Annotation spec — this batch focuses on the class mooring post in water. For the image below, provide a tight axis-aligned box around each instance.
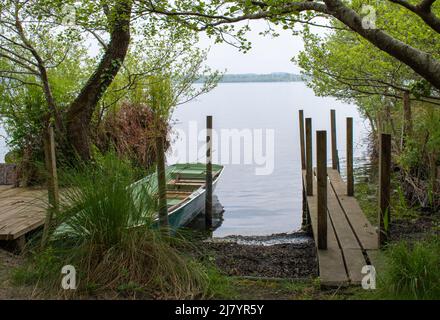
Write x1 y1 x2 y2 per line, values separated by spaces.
156 135 169 231
305 118 313 196
302 187 308 228
378 133 391 247
317 130 328 250
330 109 339 171
299 110 306 170
205 115 213 230
347 117 354 196
41 124 59 248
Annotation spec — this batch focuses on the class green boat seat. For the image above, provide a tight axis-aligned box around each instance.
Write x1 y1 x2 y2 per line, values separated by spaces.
166 198 183 207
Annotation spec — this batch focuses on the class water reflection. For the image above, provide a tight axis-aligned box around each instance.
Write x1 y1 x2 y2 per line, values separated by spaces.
185 195 225 231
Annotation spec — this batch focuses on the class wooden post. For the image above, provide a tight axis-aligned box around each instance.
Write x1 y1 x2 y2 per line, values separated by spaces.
302 187 308 228
0 164 17 185
41 124 59 248
305 118 313 196
156 135 169 231
15 235 26 253
330 109 339 171
317 130 327 250
205 115 213 229
347 118 354 196
299 110 306 170
378 133 391 247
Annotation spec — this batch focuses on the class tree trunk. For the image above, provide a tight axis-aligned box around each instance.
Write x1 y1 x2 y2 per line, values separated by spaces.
365 110 377 135
401 91 412 150
41 125 59 248
434 166 440 197
65 0 132 160
385 100 397 137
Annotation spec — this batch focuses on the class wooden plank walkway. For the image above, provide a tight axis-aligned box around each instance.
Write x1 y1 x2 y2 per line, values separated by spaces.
303 168 378 287
0 186 46 241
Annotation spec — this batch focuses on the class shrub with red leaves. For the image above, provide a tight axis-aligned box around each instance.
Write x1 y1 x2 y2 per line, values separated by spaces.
95 102 170 169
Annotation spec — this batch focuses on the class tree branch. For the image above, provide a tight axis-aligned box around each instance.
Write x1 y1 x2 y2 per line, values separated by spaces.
13 1 63 131
309 68 440 106
321 0 440 90
389 0 440 34
419 0 437 12
0 52 39 74
143 0 440 89
0 74 42 88
142 1 330 31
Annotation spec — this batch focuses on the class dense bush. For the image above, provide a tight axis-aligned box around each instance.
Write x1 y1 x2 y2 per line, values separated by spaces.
1 87 46 185
397 107 440 211
95 102 169 169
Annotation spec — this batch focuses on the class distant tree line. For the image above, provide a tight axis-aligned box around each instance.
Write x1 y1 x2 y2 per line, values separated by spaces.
196 73 303 83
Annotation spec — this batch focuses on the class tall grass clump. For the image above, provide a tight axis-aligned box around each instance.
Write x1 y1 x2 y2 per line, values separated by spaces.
377 236 440 299
15 152 211 299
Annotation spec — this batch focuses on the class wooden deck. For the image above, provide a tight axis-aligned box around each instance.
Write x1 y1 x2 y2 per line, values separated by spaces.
0 186 46 241
303 168 379 287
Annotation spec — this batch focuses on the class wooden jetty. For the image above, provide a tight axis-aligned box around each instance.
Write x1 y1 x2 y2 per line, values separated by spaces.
0 185 46 245
302 168 378 286
300 110 382 287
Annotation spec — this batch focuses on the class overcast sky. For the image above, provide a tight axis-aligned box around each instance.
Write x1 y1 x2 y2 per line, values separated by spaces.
88 20 318 75
198 21 305 74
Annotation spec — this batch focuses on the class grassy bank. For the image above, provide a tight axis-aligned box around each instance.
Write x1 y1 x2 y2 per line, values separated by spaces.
3 236 440 300
353 170 440 299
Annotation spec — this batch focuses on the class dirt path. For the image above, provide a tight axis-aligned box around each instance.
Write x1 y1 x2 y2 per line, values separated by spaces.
0 249 19 299
0 249 35 299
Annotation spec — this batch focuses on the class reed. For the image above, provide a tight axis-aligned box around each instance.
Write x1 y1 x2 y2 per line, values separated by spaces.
377 236 440 300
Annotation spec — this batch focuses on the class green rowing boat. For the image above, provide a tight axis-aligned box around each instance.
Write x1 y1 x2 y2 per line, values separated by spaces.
133 163 224 229
54 163 224 238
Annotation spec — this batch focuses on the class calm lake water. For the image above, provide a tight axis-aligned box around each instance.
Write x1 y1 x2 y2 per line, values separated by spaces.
0 82 371 237
169 82 370 237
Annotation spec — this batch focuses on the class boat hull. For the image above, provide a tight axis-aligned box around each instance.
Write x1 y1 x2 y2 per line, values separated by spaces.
167 172 221 229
